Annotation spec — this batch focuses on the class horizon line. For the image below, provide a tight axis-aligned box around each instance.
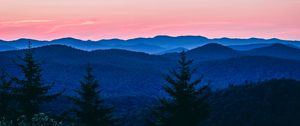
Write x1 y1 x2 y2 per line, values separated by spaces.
0 35 299 42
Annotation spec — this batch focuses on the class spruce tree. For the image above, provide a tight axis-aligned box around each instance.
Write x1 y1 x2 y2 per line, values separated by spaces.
70 65 115 126
13 42 62 118
148 51 210 126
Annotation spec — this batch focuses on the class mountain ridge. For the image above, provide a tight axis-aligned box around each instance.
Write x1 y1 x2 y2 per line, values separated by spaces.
1 35 300 53
1 45 300 96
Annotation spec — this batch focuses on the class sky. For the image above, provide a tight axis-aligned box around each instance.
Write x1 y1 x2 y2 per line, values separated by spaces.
0 0 299 40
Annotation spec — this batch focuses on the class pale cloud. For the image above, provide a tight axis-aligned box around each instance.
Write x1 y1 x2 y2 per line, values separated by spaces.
0 20 55 24
81 21 96 25
47 21 98 33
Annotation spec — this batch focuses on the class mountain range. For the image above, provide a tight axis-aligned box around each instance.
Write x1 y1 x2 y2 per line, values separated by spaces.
1 35 300 54
2 36 300 125
1 43 300 97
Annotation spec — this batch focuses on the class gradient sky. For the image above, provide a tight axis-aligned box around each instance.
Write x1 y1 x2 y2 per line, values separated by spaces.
0 0 299 40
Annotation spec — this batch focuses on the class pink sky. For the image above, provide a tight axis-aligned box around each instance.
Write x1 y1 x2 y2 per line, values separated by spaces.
0 0 299 40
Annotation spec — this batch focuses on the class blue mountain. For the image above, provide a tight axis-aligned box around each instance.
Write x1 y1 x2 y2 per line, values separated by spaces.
2 40 300 126
163 43 240 61
229 43 272 50
0 45 17 51
1 43 300 96
157 47 188 54
1 35 299 54
245 43 300 60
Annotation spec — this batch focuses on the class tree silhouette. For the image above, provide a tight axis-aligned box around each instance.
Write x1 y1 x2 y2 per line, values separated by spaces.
70 65 115 126
13 41 62 119
148 51 210 126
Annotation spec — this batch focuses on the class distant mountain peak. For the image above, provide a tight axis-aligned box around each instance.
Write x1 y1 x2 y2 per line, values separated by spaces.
186 43 238 60
194 43 234 51
32 44 87 53
270 43 289 47
152 35 207 39
203 43 226 47
153 35 171 38
15 38 35 41
269 38 281 41
249 43 297 51
157 47 188 54
262 43 300 51
52 37 83 42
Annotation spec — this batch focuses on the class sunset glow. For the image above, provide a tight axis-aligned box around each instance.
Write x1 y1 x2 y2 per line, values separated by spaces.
0 0 299 40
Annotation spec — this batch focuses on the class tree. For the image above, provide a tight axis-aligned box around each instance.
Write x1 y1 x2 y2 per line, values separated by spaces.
148 51 210 126
70 65 115 126
0 70 15 119
13 42 62 119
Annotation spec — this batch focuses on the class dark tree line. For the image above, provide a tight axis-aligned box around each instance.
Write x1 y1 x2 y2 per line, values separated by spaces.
0 42 211 126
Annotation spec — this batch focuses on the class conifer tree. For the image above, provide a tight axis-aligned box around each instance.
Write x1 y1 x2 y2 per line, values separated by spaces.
70 65 115 126
148 51 210 126
13 41 62 118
